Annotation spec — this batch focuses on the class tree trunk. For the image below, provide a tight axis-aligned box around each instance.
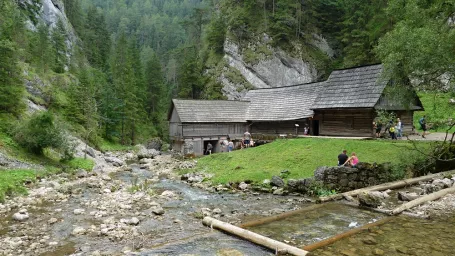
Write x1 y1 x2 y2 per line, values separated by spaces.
391 186 455 215
203 217 309 256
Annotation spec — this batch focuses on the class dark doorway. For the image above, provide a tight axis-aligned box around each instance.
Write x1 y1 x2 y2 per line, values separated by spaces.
203 140 217 155
312 120 320 136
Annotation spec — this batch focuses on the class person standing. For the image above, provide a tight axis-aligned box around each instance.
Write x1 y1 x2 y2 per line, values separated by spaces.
244 130 251 148
397 118 402 139
338 150 349 166
419 115 427 138
228 140 234 152
389 124 397 140
206 142 213 155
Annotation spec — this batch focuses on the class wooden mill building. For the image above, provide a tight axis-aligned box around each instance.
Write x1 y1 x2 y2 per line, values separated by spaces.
169 64 423 155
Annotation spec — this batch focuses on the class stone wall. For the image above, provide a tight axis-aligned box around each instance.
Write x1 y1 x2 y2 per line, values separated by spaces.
313 162 393 192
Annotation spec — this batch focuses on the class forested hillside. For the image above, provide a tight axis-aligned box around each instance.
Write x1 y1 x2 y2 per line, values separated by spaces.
1 0 454 154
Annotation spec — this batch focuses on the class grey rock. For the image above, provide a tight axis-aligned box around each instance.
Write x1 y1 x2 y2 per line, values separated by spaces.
72 227 86 235
271 176 285 187
83 147 96 158
358 191 385 208
273 188 284 195
397 191 420 201
146 138 163 151
73 209 85 215
48 218 58 224
152 207 165 215
76 169 88 178
137 146 160 159
238 182 248 190
13 211 29 221
104 156 124 166
212 208 222 214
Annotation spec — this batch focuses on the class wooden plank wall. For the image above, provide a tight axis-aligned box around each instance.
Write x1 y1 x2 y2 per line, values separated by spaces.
182 123 246 138
251 120 310 136
396 111 415 134
318 109 374 137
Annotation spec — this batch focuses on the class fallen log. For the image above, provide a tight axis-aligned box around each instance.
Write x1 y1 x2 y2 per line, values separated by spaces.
239 204 324 228
319 170 455 202
391 186 455 215
302 217 394 251
202 217 309 256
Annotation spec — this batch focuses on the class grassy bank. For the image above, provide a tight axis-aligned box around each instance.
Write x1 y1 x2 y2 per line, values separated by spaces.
194 138 430 184
415 92 455 132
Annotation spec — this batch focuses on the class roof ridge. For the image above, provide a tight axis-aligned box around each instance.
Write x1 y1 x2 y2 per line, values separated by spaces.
247 81 325 92
332 63 382 72
173 99 251 103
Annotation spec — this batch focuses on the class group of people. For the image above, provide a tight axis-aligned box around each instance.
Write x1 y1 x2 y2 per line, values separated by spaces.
373 117 403 140
337 149 359 167
205 130 253 155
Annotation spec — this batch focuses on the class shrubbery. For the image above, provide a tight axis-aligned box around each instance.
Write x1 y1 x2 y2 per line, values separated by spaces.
13 112 74 158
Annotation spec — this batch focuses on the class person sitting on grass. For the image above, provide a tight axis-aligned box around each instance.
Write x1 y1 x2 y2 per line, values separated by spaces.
338 149 348 166
345 152 359 167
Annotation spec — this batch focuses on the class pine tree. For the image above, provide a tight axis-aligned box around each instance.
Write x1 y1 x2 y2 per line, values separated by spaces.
51 18 68 73
0 0 25 116
83 6 111 71
145 52 166 120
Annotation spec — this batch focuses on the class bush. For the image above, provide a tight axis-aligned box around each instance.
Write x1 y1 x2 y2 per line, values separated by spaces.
13 112 73 157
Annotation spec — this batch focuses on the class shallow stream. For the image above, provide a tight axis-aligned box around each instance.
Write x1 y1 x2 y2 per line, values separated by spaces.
1 162 454 255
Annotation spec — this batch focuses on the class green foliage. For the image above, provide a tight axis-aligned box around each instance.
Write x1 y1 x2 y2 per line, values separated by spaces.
414 92 455 132
62 157 95 171
13 112 73 156
98 139 136 152
376 0 455 88
0 169 36 203
0 0 26 116
51 18 68 73
195 138 431 184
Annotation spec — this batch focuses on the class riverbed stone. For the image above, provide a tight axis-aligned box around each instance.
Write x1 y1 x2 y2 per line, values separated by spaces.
273 188 284 195
12 210 29 221
372 248 385 255
398 191 420 201
358 191 385 208
73 209 85 215
76 169 88 178
271 176 284 187
48 218 58 224
238 182 248 190
105 156 124 166
217 248 244 256
72 227 86 235
362 236 377 245
152 206 165 215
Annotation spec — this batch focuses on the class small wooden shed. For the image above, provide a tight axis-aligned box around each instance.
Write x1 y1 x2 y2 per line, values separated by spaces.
169 99 249 155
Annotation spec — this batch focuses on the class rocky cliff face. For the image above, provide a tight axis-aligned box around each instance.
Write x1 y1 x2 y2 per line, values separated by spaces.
20 0 77 57
220 34 333 100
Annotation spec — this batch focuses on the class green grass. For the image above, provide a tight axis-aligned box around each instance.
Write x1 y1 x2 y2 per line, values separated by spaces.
63 157 95 171
194 138 430 184
414 92 455 132
0 169 36 202
99 139 136 152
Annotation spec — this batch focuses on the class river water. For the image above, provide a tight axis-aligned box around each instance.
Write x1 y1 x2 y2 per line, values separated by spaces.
1 162 454 255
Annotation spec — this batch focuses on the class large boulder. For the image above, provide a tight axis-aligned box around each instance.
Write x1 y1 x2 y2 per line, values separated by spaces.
287 178 315 193
137 145 160 159
104 156 124 167
271 176 285 187
358 191 386 208
397 191 420 201
146 138 163 151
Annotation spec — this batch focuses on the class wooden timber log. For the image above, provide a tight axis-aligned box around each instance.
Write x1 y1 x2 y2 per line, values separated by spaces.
319 170 455 202
202 217 309 256
302 217 394 251
391 186 455 215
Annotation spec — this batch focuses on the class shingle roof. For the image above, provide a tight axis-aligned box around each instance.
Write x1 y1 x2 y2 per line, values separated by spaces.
172 99 250 123
312 64 387 109
243 82 325 121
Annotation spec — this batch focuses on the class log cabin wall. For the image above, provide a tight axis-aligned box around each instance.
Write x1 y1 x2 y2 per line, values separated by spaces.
182 123 246 138
318 109 375 137
250 120 310 136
